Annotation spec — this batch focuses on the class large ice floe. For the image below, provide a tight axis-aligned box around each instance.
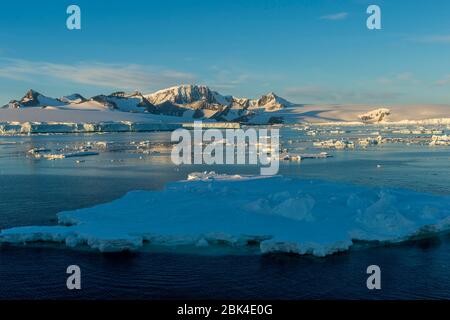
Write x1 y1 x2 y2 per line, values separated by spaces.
1 173 450 257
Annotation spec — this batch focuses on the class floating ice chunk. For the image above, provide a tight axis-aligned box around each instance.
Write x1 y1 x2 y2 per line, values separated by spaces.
42 151 99 160
28 147 51 154
1 175 449 257
280 152 331 161
430 135 450 146
313 139 355 149
187 171 247 181
358 136 385 147
196 238 209 247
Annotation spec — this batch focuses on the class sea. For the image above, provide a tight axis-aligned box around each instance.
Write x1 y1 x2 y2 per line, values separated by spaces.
0 126 449 299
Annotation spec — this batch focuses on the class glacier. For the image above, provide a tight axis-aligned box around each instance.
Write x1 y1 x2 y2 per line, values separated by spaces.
0 121 181 134
1 173 449 257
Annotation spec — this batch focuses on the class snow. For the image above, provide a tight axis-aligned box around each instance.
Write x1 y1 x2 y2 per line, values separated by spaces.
145 85 232 106
181 122 240 129
5 90 66 108
358 108 391 123
313 139 355 149
52 100 111 111
252 92 293 111
143 85 293 120
0 107 184 123
1 173 449 257
358 136 384 147
59 94 86 104
187 171 252 181
280 152 331 161
2 88 449 125
0 120 182 134
41 151 99 160
248 104 450 125
430 135 450 146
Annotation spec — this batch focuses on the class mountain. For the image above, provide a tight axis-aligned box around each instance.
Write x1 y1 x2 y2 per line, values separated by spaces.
91 91 157 113
3 89 66 109
253 92 294 110
145 85 293 112
60 94 87 104
145 84 232 106
1 85 294 123
144 85 294 121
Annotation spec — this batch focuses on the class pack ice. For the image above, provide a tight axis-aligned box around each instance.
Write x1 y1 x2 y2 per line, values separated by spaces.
1 173 449 257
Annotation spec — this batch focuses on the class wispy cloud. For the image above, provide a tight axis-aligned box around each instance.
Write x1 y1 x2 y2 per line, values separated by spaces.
320 12 349 21
285 85 401 103
285 86 334 101
204 65 276 95
410 35 450 44
436 75 450 86
0 58 196 91
376 72 418 85
206 68 251 90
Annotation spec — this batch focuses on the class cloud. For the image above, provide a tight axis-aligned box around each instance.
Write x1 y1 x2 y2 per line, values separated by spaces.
436 75 450 86
206 69 251 90
411 35 450 44
203 65 275 94
376 72 418 85
320 12 349 21
0 58 196 91
285 86 336 101
285 85 401 103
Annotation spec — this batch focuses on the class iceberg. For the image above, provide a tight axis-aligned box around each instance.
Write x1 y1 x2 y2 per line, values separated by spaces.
1 173 449 257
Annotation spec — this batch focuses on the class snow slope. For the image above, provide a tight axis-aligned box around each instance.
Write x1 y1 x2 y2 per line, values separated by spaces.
1 174 449 256
249 104 450 124
60 94 87 104
0 108 184 123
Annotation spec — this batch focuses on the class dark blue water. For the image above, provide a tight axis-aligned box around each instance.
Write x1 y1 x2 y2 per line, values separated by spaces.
1 132 450 299
1 236 449 299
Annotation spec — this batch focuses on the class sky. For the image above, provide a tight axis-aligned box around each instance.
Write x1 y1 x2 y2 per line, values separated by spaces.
0 0 450 105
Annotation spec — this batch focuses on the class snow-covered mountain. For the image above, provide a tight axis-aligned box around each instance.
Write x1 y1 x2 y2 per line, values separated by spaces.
1 85 294 123
143 85 293 122
60 94 87 104
3 89 67 109
145 85 292 111
145 84 232 106
253 92 294 110
91 91 157 113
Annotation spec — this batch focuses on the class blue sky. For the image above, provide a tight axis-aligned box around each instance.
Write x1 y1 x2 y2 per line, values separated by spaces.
0 0 450 104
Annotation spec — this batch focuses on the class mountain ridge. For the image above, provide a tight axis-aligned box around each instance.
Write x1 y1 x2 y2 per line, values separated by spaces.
2 85 294 123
